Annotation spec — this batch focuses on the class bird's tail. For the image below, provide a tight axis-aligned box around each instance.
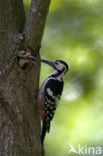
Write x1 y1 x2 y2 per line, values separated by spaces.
41 122 46 145
41 120 50 145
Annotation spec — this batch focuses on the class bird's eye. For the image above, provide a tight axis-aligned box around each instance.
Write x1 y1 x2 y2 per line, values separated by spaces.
55 61 58 65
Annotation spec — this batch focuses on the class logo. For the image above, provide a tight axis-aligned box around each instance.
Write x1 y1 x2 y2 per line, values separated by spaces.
69 144 102 155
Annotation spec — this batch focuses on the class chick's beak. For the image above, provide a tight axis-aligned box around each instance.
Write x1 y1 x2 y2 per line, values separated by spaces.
25 55 36 63
41 59 55 68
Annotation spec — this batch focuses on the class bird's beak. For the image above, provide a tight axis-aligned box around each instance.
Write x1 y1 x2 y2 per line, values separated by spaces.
41 59 55 68
25 55 36 64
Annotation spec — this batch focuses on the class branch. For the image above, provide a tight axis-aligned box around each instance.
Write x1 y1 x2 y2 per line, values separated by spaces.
23 0 51 52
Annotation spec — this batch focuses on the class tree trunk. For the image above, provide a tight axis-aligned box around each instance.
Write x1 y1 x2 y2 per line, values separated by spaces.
0 0 51 155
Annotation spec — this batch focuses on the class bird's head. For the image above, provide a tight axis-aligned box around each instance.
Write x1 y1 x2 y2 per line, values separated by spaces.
41 59 69 75
18 46 35 62
17 46 36 69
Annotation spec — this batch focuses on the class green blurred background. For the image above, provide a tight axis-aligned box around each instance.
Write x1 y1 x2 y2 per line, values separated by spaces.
24 0 103 155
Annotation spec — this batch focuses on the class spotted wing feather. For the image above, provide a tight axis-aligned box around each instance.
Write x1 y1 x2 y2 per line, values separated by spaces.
41 78 64 144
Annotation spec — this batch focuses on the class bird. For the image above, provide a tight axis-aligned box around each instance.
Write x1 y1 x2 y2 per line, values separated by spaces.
37 59 69 145
17 46 35 70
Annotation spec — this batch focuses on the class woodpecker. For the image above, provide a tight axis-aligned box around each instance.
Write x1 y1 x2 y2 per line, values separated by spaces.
17 46 35 69
37 59 69 144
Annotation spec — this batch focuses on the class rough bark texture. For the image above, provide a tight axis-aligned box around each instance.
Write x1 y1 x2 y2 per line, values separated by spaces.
0 0 51 155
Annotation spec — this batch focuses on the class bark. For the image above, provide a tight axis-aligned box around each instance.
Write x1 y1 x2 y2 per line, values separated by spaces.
0 0 51 156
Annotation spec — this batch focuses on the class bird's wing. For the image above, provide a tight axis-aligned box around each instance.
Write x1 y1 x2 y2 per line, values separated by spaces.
43 79 64 127
41 78 64 144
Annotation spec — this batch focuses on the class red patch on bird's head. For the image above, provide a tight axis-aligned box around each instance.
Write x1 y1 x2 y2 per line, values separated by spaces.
21 46 33 54
22 46 33 55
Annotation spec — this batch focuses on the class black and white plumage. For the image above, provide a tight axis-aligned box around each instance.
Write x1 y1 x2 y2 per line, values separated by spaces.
37 59 69 145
